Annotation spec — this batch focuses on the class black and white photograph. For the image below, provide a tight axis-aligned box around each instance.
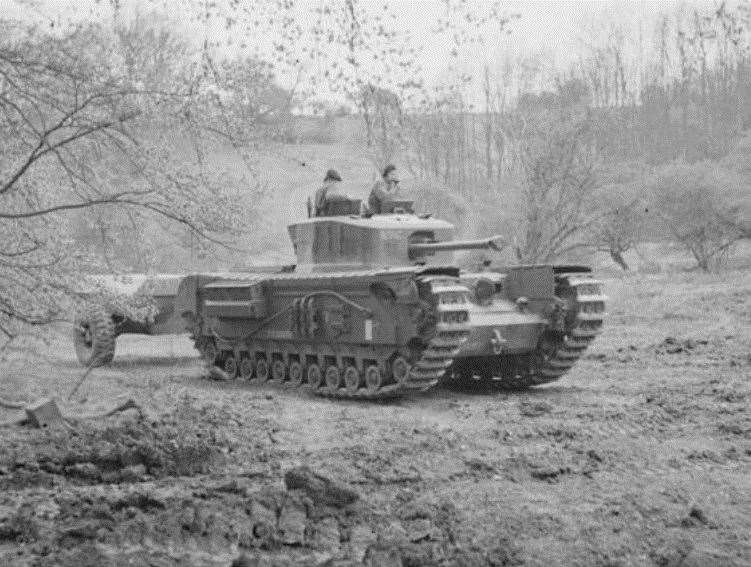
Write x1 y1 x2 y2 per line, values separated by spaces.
0 0 749 565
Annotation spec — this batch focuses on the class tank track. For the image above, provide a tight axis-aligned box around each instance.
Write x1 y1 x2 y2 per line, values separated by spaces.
197 277 472 400
527 274 606 386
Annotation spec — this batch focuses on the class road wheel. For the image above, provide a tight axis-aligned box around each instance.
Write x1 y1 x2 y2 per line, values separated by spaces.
365 365 384 393
223 354 238 379
272 360 287 382
344 365 361 394
239 356 254 380
391 356 410 385
325 365 342 391
289 360 304 386
255 358 269 382
73 307 116 367
307 364 323 389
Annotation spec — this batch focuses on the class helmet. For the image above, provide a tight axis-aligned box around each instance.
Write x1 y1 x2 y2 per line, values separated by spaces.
382 164 397 178
324 169 342 182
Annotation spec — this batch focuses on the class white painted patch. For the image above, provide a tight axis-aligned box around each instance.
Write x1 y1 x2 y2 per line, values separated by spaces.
365 319 373 341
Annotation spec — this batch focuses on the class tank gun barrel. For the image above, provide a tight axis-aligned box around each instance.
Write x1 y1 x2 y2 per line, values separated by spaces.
408 235 506 254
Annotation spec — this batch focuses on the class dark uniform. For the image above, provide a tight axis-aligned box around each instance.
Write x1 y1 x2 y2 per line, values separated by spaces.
367 180 401 214
314 169 343 217
368 164 400 214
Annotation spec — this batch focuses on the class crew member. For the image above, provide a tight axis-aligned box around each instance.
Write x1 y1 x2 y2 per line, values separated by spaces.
313 169 343 217
367 164 401 214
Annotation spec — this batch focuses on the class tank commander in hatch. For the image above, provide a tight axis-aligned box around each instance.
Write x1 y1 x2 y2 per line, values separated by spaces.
312 169 343 217
367 164 401 214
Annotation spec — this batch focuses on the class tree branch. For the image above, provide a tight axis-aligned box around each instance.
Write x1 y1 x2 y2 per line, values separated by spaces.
0 190 152 219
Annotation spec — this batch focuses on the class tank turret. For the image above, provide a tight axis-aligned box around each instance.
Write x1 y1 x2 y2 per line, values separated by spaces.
289 198 504 270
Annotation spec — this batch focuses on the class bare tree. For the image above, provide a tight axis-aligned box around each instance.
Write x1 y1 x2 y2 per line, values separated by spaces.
0 21 255 339
359 83 404 167
649 162 746 271
588 198 645 270
507 110 600 263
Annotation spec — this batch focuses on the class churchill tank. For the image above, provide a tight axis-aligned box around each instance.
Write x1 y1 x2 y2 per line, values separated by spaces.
176 197 606 399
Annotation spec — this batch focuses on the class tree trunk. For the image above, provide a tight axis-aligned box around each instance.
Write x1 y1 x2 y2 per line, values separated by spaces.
609 248 629 271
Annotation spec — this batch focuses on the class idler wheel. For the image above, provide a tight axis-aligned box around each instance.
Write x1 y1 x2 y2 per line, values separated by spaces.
289 360 304 386
365 365 384 393
223 354 238 378
255 358 269 382
325 365 342 391
272 360 287 382
344 365 362 393
391 356 411 385
239 356 254 380
307 363 323 389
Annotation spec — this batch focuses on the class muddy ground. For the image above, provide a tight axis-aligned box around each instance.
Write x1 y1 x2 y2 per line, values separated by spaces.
0 267 749 566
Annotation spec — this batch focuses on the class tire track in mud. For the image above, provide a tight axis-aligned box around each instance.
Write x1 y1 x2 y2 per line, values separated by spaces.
419 384 751 487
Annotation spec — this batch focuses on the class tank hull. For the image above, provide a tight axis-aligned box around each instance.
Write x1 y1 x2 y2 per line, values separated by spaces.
177 265 604 398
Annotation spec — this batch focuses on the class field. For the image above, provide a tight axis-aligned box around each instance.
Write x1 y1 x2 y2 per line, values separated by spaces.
0 254 749 566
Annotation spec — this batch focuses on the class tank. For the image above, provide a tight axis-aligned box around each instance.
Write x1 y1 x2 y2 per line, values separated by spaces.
176 197 606 399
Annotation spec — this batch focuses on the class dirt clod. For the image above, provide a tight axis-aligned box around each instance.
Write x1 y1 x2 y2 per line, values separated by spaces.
114 491 165 512
25 398 66 429
64 462 101 481
364 545 404 567
518 400 552 417
0 505 39 543
284 466 358 508
681 505 712 528
654 336 709 355
59 520 107 540
118 464 147 483
348 524 377 563
277 496 307 545
232 552 265 567
464 457 496 474
308 516 340 553
403 518 436 542
380 521 409 546
530 465 572 482
249 502 277 547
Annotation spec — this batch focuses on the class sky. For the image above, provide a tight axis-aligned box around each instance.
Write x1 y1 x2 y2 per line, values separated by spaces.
4 0 690 53
3 0 727 102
